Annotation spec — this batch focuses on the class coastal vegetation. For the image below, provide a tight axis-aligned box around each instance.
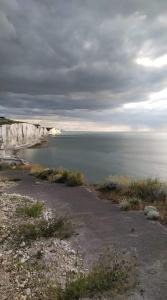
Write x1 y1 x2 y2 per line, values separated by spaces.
98 176 167 224
28 164 86 186
50 250 137 300
0 116 22 125
16 201 44 218
14 216 74 243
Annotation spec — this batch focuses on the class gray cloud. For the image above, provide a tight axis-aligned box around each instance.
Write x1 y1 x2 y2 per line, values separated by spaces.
0 0 167 130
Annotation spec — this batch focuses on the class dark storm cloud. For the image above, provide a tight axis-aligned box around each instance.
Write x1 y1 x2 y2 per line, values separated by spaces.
0 0 167 129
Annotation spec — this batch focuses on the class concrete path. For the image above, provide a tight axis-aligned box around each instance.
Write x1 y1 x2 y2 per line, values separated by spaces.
1 170 167 300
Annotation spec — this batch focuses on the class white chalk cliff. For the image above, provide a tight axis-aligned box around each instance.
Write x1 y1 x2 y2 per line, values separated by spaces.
0 123 48 151
48 127 61 135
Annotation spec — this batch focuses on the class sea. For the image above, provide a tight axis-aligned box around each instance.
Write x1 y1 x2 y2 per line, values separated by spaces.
18 132 167 183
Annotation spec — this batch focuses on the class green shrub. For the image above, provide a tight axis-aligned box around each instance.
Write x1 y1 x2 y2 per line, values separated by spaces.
14 217 73 242
16 202 44 218
52 250 137 300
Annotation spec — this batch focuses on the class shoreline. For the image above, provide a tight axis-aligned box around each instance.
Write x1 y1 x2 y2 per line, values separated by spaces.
0 138 47 165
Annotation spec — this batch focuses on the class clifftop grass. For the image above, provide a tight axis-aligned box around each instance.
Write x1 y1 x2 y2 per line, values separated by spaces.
16 201 44 218
49 249 137 300
98 176 167 224
0 116 22 125
30 166 86 187
14 217 73 243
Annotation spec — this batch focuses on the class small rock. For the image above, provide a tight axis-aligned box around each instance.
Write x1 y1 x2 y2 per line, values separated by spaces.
130 228 135 233
20 256 29 264
25 288 31 296
20 295 27 300
144 206 158 215
147 210 160 220
20 241 26 247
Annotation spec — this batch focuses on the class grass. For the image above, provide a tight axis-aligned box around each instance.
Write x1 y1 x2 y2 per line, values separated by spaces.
0 162 86 187
98 176 167 224
48 250 137 300
129 178 166 202
29 164 46 175
0 117 22 125
0 176 21 182
30 165 86 186
16 201 44 218
120 199 131 211
120 197 141 211
14 217 74 243
0 164 14 171
66 172 85 186
9 178 21 182
48 168 69 183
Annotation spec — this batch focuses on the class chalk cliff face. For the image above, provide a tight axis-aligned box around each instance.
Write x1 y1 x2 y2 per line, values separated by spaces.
0 123 48 151
48 128 61 135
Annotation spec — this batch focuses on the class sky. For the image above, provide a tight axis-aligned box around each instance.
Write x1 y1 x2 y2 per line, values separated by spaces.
0 0 167 131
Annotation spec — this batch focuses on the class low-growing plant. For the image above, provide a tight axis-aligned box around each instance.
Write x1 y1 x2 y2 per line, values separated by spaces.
14 217 73 242
8 177 21 182
30 166 86 186
16 201 44 218
41 217 73 239
105 176 132 187
0 176 20 182
35 168 54 180
128 197 141 209
29 164 45 175
66 172 85 186
98 176 132 193
129 178 166 203
0 164 12 171
36 250 43 259
55 169 70 183
50 249 137 300
15 223 40 241
120 199 130 211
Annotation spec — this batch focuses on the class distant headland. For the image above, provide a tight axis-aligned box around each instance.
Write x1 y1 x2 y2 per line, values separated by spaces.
0 117 61 162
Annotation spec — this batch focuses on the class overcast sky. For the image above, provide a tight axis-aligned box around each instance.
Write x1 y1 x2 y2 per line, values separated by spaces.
0 0 167 131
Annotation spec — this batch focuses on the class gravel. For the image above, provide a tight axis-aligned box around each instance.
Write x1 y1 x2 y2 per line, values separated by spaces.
0 192 85 299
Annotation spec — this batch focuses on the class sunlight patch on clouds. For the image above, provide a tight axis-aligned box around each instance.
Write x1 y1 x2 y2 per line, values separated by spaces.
123 88 167 111
136 54 167 68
